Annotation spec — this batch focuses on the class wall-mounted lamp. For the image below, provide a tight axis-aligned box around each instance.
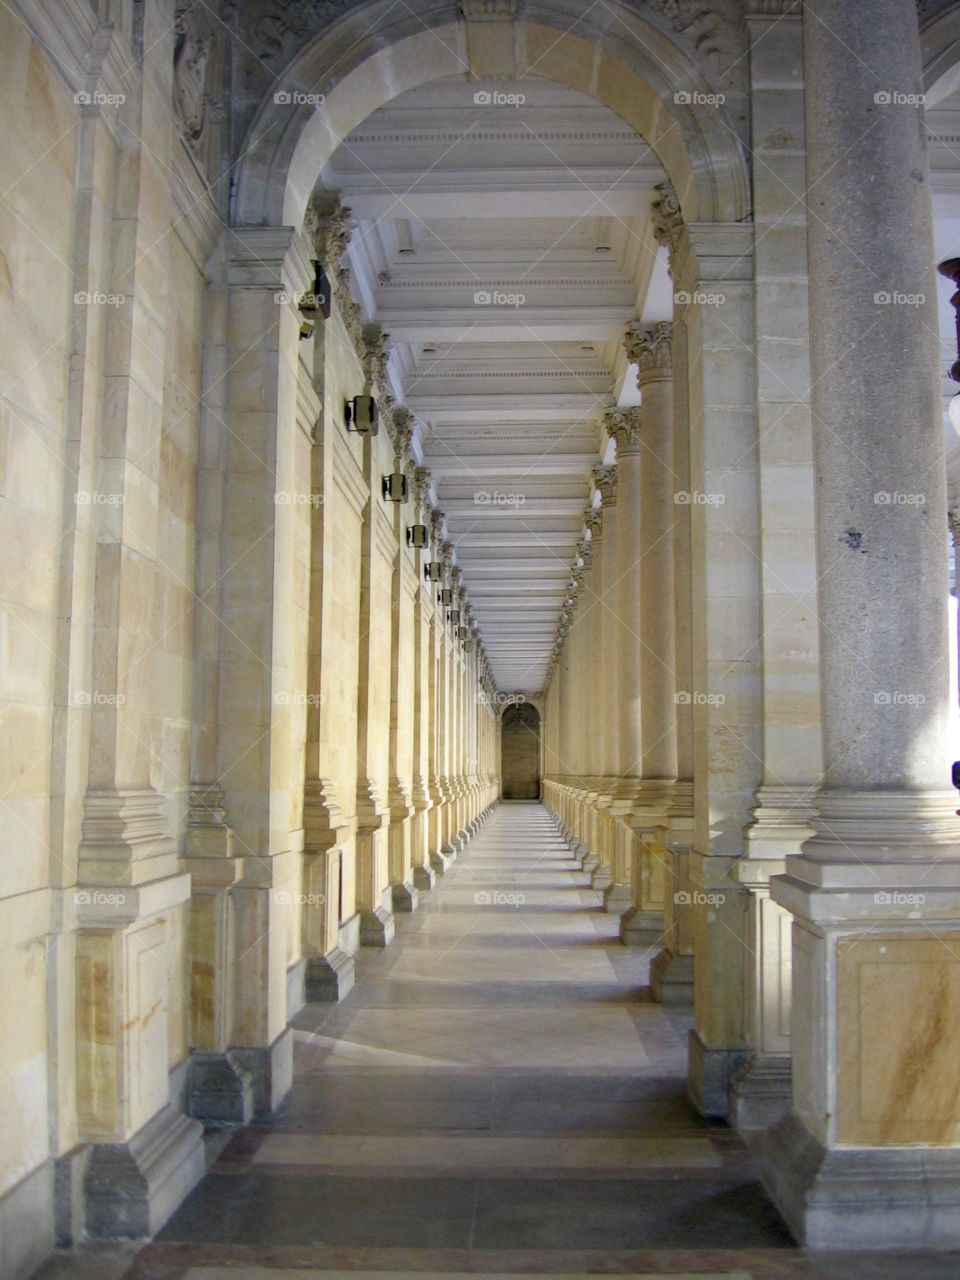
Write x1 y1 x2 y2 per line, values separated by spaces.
382 472 408 502
299 262 332 321
345 395 378 436
458 626 469 640
407 524 429 548
299 320 315 341
448 609 461 625
438 588 454 606
939 259 960 435
424 561 444 582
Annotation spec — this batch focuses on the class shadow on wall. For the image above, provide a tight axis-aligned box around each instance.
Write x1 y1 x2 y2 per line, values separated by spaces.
501 703 541 799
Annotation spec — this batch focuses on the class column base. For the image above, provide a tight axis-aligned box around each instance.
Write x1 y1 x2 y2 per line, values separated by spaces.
360 903 396 948
0 1158 53 1278
231 1027 294 1115
430 848 454 875
618 907 664 948
186 1050 255 1129
84 1105 205 1239
591 864 613 891
602 882 633 915
729 1053 791 1133
760 1109 960 1247
649 949 694 1005
391 880 419 913
303 948 356 1003
581 851 600 874
412 863 437 891
687 1027 745 1120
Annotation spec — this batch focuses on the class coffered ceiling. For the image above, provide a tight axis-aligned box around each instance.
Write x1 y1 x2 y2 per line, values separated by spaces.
327 75 672 691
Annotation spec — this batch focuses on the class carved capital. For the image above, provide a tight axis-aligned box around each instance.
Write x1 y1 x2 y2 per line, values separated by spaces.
592 463 618 508
624 320 673 385
950 508 960 549
604 407 643 456
651 181 684 262
441 539 455 567
305 191 353 268
413 466 432 512
431 511 446 546
362 323 391 391
584 507 603 539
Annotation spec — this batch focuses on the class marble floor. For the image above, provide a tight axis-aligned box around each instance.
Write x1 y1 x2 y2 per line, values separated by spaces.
39 803 960 1280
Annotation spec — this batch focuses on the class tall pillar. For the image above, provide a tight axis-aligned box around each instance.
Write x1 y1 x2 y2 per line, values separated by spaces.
589 464 618 889
617 326 678 950
730 4 821 1133
411 470 436 892
761 0 960 1247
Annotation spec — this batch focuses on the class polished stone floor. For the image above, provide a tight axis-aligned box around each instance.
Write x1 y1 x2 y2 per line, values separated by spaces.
39 803 960 1279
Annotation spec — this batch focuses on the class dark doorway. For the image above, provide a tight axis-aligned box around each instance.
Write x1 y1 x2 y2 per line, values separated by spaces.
501 702 541 799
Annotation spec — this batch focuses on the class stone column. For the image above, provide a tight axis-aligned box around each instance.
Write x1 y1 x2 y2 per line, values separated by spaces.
760 0 960 1248
730 4 821 1133
589 464 618 889
411 471 436 891
618 326 678 950
669 196 760 1119
73 15 205 1229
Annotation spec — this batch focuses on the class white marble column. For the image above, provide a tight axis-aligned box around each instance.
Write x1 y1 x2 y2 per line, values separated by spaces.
760 0 960 1248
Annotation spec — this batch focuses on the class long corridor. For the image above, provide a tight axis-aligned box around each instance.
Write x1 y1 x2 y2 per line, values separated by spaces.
91 804 913 1280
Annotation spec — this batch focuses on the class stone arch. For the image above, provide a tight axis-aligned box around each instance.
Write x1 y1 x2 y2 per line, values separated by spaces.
501 701 542 800
232 0 750 231
922 1 960 102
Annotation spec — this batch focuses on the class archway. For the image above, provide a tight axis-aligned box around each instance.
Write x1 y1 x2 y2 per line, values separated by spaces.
501 703 541 799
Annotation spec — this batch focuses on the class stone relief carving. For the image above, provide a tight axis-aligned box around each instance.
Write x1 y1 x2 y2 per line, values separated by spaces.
174 8 212 148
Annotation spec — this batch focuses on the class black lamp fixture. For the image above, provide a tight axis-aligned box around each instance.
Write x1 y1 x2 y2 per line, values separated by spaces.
939 259 960 435
382 472 408 502
438 587 454 606
345 394 378 436
448 609 461 625
424 561 444 582
299 262 332 321
458 626 469 641
407 524 429 549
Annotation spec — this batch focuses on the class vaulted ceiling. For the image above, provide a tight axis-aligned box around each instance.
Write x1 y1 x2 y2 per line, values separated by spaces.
327 75 672 692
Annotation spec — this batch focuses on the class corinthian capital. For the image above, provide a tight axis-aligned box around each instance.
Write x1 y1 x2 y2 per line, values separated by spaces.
650 181 683 262
305 191 353 268
604 406 643 456
592 463 618 508
624 320 673 386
